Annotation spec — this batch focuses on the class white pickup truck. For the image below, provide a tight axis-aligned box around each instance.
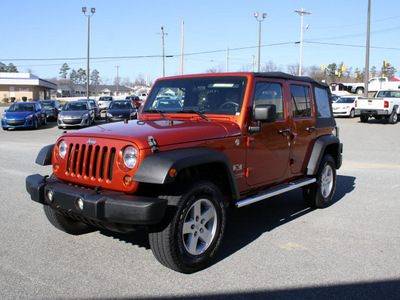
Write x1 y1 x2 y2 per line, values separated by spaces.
331 77 400 95
355 90 400 124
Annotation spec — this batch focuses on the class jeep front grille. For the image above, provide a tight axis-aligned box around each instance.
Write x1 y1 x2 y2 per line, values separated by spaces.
66 143 116 181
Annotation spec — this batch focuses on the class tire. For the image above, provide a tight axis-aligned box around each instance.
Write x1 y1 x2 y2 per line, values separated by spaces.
303 154 337 209
43 206 96 235
356 88 364 95
349 109 355 118
360 114 369 123
149 181 226 273
389 110 398 124
33 118 39 129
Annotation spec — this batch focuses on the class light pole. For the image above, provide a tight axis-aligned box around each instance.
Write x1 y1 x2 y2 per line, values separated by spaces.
82 7 95 98
254 12 266 72
294 8 311 76
160 26 168 77
364 0 371 97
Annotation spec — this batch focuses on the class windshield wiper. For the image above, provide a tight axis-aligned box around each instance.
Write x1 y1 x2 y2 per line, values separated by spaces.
143 109 167 119
177 110 211 122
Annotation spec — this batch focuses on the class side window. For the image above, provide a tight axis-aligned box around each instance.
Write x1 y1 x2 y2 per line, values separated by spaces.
314 87 332 118
290 84 312 118
253 82 284 119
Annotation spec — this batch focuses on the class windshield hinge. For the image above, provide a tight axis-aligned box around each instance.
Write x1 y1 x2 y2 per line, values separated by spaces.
148 136 159 153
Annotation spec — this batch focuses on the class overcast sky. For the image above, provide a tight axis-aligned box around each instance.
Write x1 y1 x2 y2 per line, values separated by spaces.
1 0 399 83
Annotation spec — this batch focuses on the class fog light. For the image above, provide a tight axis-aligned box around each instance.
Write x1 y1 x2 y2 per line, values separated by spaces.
76 197 84 211
46 189 54 203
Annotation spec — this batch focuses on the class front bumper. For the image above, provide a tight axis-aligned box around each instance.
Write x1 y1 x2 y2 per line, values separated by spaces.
58 118 90 128
26 174 168 226
2 118 35 129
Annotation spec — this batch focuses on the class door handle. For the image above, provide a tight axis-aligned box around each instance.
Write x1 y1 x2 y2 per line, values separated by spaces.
306 127 316 133
279 129 292 136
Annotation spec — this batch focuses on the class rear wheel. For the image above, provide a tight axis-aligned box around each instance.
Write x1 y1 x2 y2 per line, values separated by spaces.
149 181 226 273
389 110 398 124
360 114 369 123
303 154 337 208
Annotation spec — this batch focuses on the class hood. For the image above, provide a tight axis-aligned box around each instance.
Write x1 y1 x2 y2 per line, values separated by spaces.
4 111 33 119
64 119 242 149
60 110 88 118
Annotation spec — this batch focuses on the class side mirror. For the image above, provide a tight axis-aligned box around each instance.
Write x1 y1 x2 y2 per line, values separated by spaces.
249 104 276 133
4 109 8 112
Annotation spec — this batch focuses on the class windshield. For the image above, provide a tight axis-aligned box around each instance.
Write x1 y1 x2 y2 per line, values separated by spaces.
109 101 134 110
142 76 247 116
40 101 55 107
8 103 35 112
63 102 88 111
336 98 355 104
99 97 112 101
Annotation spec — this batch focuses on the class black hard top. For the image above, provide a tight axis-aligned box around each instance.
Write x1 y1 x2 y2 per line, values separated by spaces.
254 72 329 88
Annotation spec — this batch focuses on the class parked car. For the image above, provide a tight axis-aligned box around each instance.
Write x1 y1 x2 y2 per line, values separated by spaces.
1 102 46 130
106 100 137 122
78 99 101 120
98 96 113 110
26 72 342 273
332 96 361 118
38 100 61 121
57 101 95 129
125 95 141 108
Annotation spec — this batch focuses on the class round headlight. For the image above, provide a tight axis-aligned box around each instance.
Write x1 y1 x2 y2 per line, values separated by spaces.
59 140 68 159
123 146 137 169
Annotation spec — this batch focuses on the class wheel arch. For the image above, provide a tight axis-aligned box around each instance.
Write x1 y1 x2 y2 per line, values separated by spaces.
306 135 342 176
35 144 54 166
133 147 240 201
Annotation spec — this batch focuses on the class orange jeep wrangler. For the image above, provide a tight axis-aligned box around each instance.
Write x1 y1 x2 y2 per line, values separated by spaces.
26 72 342 273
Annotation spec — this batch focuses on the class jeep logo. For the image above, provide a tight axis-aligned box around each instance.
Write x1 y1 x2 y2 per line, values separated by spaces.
86 139 97 145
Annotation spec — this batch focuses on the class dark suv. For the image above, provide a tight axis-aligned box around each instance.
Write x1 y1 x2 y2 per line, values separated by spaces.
26 72 342 273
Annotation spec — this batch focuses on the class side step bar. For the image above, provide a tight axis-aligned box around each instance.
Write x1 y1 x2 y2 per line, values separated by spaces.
235 178 316 208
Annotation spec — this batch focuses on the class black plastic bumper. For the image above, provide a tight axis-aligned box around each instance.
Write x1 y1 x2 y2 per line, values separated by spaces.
26 174 168 226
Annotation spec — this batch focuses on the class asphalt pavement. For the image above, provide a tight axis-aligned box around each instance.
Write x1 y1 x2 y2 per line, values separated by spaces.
1 107 399 299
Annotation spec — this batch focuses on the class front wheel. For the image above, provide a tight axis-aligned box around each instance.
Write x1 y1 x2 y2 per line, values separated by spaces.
349 109 355 118
303 154 337 208
149 181 226 273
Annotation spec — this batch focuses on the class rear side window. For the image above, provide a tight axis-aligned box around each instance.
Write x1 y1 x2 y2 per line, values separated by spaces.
314 87 332 118
290 84 312 118
253 82 285 119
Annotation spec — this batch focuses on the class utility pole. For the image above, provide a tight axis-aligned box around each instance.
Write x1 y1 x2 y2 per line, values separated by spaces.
294 8 311 76
364 0 371 97
180 21 184 75
226 48 229 72
116 66 119 95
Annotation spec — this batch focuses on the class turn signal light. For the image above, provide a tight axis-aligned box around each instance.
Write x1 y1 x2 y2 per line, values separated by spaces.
123 175 133 186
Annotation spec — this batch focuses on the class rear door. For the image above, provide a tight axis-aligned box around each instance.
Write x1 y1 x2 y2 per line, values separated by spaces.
288 82 316 174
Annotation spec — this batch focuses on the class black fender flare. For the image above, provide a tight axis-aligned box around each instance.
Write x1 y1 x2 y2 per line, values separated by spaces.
306 136 342 176
35 144 54 166
133 147 240 200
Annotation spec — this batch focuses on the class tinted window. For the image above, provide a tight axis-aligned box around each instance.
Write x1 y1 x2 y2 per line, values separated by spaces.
290 84 312 118
253 82 284 119
314 87 332 118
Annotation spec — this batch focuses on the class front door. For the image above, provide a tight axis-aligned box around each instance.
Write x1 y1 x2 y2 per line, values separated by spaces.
246 80 291 186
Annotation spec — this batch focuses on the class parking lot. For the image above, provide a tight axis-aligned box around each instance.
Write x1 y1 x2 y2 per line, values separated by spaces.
1 107 399 299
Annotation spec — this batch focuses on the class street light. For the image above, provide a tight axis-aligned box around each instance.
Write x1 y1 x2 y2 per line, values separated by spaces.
82 7 95 98
160 26 168 77
294 8 311 76
254 12 267 72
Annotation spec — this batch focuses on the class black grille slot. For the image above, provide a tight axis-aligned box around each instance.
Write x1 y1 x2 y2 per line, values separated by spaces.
65 143 116 182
